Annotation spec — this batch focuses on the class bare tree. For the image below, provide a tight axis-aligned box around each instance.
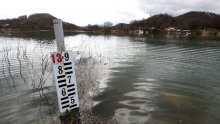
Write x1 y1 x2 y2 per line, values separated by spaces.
103 21 113 33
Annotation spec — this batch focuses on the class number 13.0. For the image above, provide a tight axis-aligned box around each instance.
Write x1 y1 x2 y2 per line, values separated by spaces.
51 53 62 63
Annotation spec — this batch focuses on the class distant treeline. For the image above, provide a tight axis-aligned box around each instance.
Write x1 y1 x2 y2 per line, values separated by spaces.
0 11 220 32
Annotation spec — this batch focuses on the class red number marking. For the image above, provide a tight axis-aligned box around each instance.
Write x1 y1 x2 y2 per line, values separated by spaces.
57 53 62 63
51 54 56 63
51 53 63 63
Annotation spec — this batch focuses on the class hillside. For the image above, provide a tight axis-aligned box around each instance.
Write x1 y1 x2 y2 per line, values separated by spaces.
124 11 220 30
175 11 220 29
0 13 80 31
130 14 175 30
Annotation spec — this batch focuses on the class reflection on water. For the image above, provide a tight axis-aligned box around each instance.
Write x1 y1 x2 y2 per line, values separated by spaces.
0 32 220 124
0 36 58 124
92 35 220 124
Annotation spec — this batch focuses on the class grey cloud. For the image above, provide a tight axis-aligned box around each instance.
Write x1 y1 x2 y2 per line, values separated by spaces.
137 0 220 16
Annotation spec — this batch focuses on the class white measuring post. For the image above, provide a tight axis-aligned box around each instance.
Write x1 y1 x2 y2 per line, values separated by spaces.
53 19 65 52
52 19 79 114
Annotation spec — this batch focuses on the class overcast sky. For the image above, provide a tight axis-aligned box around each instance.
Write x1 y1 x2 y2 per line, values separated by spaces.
0 0 219 26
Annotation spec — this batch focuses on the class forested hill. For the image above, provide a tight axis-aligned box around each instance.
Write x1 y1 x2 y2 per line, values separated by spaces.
175 11 220 29
0 13 80 31
124 11 220 30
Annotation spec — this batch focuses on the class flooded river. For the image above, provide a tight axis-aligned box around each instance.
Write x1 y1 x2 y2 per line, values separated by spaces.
0 32 220 124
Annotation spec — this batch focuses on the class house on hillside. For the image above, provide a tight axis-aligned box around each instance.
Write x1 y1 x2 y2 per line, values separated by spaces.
3 24 10 28
148 27 155 30
165 27 177 35
182 30 191 36
176 29 182 35
134 29 144 35
165 27 176 32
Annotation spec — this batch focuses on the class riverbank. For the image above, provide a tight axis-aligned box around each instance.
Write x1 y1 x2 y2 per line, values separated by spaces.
1 29 220 41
